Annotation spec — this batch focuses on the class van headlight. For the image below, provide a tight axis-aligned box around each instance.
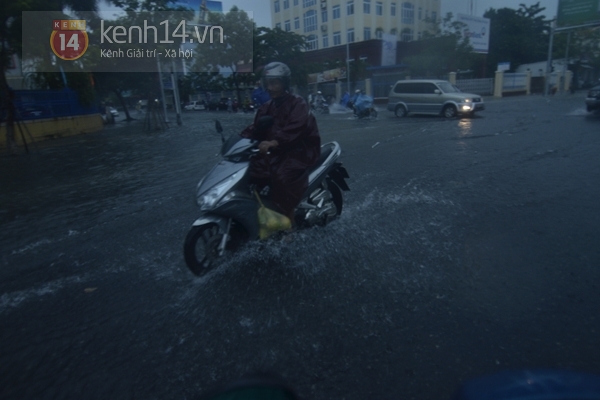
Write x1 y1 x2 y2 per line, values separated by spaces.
197 174 238 209
463 98 471 103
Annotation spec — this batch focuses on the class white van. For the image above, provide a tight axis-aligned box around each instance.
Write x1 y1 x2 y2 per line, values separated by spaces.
387 80 485 118
184 101 205 111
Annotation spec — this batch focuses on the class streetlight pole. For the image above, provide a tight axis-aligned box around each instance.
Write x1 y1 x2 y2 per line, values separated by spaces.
346 40 350 93
156 54 169 123
171 60 182 126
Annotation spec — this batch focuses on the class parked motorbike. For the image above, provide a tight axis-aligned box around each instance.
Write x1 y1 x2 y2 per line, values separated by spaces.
183 120 350 276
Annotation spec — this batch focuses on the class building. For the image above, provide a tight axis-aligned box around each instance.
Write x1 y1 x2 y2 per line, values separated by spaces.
270 0 441 51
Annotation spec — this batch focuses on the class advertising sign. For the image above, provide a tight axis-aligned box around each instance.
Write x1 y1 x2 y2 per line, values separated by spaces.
557 0 600 27
308 67 346 84
381 33 397 66
457 13 490 54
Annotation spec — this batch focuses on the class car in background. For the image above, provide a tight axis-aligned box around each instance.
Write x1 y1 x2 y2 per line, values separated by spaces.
585 84 600 112
387 79 485 118
109 107 119 117
184 101 205 111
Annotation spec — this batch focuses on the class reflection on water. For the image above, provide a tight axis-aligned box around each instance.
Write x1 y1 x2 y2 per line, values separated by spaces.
458 119 472 137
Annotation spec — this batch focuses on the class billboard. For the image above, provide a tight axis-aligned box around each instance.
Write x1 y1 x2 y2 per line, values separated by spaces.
172 0 223 12
457 13 490 54
381 33 397 66
308 67 346 84
557 0 600 27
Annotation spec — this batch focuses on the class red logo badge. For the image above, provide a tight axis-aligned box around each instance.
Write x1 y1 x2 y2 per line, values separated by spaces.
50 20 89 61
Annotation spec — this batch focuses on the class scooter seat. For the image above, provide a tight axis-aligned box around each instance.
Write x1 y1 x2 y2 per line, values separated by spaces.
308 144 334 174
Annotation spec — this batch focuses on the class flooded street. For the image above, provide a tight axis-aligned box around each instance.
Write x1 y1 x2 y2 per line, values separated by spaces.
1 94 599 399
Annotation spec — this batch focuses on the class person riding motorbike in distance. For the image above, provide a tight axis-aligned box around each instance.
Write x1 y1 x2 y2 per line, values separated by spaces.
240 62 321 226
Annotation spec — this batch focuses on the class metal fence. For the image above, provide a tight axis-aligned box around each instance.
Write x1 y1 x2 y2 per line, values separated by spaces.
455 78 494 96
503 73 528 92
11 89 100 121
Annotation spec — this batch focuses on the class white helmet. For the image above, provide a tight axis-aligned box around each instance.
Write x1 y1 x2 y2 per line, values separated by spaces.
317 91 322 94
262 62 291 89
355 89 361 94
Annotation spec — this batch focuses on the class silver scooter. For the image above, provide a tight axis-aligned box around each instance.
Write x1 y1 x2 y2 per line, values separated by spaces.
183 120 350 276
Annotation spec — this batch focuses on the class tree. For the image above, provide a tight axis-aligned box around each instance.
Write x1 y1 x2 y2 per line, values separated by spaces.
402 13 475 78
253 26 307 87
483 3 552 76
89 1 194 121
192 6 254 102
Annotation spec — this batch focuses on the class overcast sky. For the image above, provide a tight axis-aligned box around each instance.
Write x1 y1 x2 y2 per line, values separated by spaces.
219 0 561 27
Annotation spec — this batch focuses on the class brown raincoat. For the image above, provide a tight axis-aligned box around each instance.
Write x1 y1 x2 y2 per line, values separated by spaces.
240 93 321 217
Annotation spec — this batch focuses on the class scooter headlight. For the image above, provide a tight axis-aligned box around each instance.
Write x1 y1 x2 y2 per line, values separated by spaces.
197 173 240 210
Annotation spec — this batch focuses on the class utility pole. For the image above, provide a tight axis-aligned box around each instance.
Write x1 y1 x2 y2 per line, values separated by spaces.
171 60 182 125
156 54 169 123
544 20 555 97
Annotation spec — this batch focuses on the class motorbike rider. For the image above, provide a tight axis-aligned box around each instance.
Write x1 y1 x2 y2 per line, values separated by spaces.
240 62 321 225
313 90 325 105
252 81 271 107
350 89 374 117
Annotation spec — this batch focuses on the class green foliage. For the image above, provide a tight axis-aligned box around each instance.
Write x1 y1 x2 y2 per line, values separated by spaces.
402 12 475 77
483 2 551 76
253 26 307 86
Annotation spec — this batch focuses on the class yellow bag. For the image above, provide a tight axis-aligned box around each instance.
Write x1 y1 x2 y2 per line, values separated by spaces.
254 190 292 239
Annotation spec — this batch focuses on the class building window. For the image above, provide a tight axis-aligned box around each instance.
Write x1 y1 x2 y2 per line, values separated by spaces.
276 22 281 29
306 34 318 50
401 28 413 41
347 28 354 42
322 34 329 47
294 17 300 29
294 0 298 5
284 0 289 9
376 2 382 15
391 28 397 36
274 0 280 12
321 9 328 22
402 2 414 24
347 1 354 15
418 7 422 19
333 5 341 19
364 0 370 14
364 27 371 40
431 11 437 23
391 2 396 16
303 0 316 7
417 31 422 39
375 27 383 38
333 31 341 45
304 10 317 32
425 9 429 20
285 20 291 31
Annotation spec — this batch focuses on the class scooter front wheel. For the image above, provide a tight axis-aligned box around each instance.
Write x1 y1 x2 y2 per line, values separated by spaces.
184 224 223 276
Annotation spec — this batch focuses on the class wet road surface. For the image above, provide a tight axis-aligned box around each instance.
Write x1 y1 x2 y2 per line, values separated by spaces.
1 94 599 399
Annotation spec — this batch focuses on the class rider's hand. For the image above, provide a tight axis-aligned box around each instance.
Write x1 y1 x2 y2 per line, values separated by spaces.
259 140 278 154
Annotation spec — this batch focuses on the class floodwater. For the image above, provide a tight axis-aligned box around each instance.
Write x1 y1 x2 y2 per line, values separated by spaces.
1 95 599 399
